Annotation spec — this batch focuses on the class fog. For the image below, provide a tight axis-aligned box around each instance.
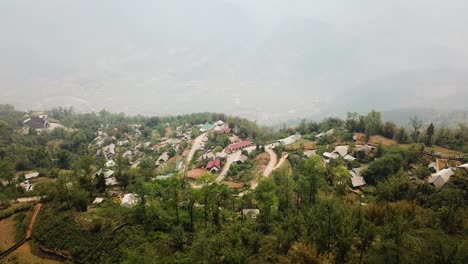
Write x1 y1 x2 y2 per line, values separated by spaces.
1 0 468 124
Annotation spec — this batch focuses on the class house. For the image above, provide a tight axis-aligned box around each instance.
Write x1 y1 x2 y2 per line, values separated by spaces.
242 209 260 219
215 152 227 159
121 193 141 208
428 168 454 188
277 134 302 146
225 141 253 153
105 159 116 168
303 150 317 159
156 152 170 165
200 123 215 132
103 143 116 159
96 169 115 179
20 180 34 191
200 152 215 160
105 177 118 186
117 140 129 146
344 155 356 161
356 144 374 155
457 163 468 170
24 116 49 129
215 120 225 126
206 159 222 173
25 171 40 180
155 173 174 181
316 129 334 139
349 168 366 187
323 152 340 160
93 197 104 204
144 142 152 148
351 177 366 188
333 146 348 157
234 155 248 164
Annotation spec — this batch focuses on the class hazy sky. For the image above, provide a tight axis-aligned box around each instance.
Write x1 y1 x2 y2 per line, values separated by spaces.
1 0 467 123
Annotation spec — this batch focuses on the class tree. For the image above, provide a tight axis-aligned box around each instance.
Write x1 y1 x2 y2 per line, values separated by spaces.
57 149 72 169
364 110 382 138
426 123 434 146
363 154 404 184
300 155 325 206
255 178 278 233
396 127 408 143
96 173 106 193
346 112 360 132
0 159 15 186
331 165 349 197
273 168 294 211
409 116 423 142
381 122 397 139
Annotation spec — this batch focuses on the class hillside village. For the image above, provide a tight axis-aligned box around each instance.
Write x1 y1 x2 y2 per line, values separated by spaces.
0 106 467 263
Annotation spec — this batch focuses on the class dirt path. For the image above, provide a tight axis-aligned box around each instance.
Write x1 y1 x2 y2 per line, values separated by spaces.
273 154 289 172
237 146 280 194
216 150 241 182
26 203 42 238
185 132 208 170
262 146 278 178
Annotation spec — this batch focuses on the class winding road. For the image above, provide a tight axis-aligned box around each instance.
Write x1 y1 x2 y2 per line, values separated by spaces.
216 150 242 182
215 144 280 195
262 146 278 178
184 132 208 171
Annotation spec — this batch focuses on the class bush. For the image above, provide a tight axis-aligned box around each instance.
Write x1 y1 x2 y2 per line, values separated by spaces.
414 167 431 179
0 203 33 220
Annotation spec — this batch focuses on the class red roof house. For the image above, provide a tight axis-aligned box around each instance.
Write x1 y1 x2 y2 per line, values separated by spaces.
206 159 222 173
225 141 253 153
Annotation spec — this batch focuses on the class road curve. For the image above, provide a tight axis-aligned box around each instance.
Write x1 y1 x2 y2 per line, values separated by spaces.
243 145 279 192
216 150 241 182
263 146 278 177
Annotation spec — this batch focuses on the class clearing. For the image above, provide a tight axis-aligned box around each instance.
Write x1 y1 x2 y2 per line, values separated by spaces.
285 138 316 150
0 215 18 250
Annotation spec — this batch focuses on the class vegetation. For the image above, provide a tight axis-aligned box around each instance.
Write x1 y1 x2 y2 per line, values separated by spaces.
0 105 466 263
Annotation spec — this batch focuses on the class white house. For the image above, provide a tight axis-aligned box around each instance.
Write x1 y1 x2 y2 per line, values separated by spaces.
121 193 141 207
428 168 454 188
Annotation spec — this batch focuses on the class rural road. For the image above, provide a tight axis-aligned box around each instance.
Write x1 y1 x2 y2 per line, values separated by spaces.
238 145 280 193
216 145 258 182
216 150 241 182
185 132 208 170
262 146 278 178
26 203 42 238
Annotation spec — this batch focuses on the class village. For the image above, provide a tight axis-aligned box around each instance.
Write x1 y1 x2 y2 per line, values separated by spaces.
11 113 467 209
0 109 467 263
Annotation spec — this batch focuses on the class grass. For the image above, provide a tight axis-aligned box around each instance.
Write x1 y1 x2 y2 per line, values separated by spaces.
285 139 316 151
255 152 270 166
0 215 19 249
425 145 464 156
